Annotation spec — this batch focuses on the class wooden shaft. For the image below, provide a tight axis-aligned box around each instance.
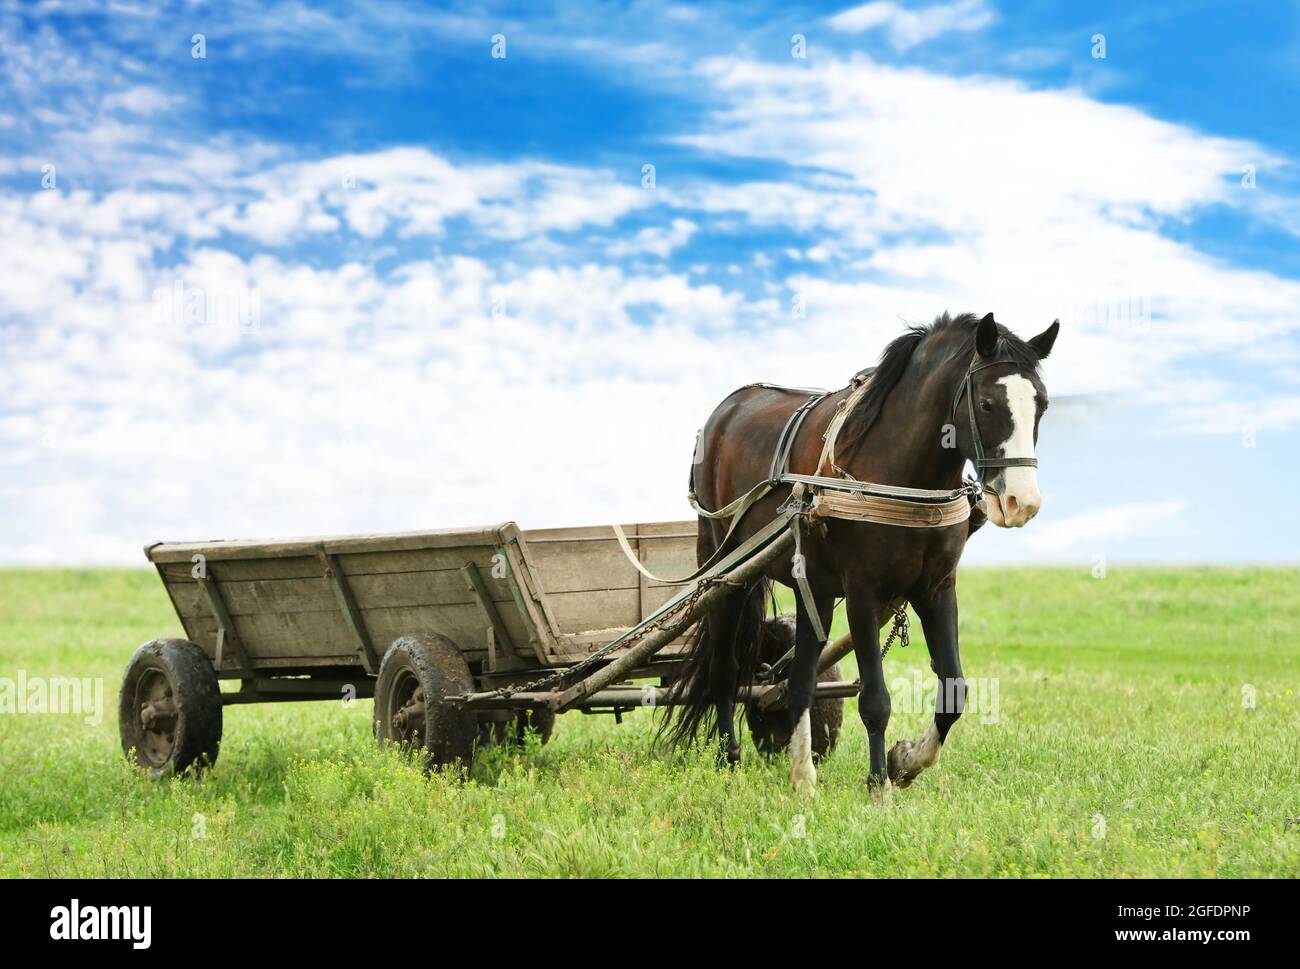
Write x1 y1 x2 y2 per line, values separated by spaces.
818 630 856 673
550 526 797 712
757 629 856 712
462 679 861 711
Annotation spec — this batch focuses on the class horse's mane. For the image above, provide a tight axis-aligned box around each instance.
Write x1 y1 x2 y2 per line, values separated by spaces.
836 311 1040 453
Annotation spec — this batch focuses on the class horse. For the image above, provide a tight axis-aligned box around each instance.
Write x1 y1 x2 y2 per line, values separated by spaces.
662 311 1058 793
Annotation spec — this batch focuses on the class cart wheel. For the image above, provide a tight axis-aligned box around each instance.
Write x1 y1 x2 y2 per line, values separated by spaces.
478 707 556 747
745 617 843 761
119 638 222 778
375 634 477 770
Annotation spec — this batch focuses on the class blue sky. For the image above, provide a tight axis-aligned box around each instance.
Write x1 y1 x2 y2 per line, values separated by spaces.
1 0 1298 564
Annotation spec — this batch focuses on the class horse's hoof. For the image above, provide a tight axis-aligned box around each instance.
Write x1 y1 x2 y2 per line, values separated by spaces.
866 771 892 802
790 759 817 796
887 740 918 788
887 740 908 781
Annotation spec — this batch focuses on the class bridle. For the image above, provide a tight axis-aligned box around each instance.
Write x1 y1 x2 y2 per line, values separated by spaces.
951 356 1039 483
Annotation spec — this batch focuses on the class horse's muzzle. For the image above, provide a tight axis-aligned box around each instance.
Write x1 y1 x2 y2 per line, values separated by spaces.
985 480 1042 528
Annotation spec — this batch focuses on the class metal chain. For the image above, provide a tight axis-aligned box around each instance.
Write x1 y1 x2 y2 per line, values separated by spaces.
879 604 909 659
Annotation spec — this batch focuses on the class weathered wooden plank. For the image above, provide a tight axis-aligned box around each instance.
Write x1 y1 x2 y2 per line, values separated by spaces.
163 563 519 620
181 601 534 665
462 561 517 657
521 524 698 596
509 533 566 656
216 654 364 672
525 538 638 593
546 588 641 636
147 524 512 563
158 556 323 581
320 550 379 674
499 541 557 663
521 521 694 543
156 544 513 583
194 575 254 672
632 521 697 538
637 535 698 590
640 585 690 629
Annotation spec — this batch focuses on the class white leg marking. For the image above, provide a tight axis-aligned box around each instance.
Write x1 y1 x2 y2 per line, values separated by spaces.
890 721 943 788
993 374 1042 526
906 722 943 772
789 710 816 793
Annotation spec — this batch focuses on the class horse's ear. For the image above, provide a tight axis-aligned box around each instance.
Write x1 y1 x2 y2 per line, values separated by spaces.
1028 319 1060 359
975 312 998 358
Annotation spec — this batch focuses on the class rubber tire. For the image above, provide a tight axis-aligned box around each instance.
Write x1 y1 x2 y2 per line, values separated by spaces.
374 634 478 770
119 638 222 778
746 617 844 762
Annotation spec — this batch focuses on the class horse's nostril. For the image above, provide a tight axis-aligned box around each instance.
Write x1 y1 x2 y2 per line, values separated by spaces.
1004 495 1019 515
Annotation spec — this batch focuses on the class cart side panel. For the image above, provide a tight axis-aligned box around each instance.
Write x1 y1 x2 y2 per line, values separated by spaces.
148 525 541 675
634 521 704 617
521 521 699 656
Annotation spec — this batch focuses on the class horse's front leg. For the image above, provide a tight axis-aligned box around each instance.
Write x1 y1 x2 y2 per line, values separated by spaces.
889 577 964 789
844 592 889 789
786 591 834 794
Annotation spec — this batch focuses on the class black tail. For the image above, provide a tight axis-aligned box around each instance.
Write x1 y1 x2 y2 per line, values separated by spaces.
656 575 772 751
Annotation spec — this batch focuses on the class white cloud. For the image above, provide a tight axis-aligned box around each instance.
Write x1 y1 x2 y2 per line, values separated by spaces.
3 19 1300 567
676 54 1300 415
607 218 697 258
1162 395 1300 435
828 0 995 51
100 85 174 115
0 187 777 563
201 149 651 245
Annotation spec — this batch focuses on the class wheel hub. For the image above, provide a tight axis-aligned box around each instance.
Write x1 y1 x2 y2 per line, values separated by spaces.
140 698 177 731
134 671 177 766
391 687 425 742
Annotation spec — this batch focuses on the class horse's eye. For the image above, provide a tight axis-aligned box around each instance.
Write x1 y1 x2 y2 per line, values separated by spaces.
979 399 993 412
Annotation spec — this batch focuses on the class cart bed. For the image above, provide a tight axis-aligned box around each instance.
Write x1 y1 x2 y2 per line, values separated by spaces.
146 520 699 678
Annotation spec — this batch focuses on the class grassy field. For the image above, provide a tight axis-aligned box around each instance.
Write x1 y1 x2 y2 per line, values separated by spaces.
1 567 1297 877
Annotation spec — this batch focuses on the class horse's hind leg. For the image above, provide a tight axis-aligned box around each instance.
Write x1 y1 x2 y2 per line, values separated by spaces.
692 519 744 765
705 596 745 765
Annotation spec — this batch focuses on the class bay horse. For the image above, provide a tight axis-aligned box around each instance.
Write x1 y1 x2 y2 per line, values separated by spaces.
663 311 1058 793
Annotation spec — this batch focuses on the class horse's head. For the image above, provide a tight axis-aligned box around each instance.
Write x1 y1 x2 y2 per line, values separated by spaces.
954 313 1058 528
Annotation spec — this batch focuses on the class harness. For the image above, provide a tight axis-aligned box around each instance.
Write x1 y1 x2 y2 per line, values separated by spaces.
612 354 1036 647
952 358 1040 474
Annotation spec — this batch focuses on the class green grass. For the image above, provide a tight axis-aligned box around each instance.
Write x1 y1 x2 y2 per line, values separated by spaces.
1 567 1297 877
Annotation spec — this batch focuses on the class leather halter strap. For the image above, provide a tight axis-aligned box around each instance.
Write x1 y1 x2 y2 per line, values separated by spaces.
951 357 1039 474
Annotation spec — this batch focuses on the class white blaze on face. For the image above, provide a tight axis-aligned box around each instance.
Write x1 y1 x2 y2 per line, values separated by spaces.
989 374 1042 527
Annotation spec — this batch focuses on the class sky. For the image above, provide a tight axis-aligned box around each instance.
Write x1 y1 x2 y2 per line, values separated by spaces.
1 0 1298 566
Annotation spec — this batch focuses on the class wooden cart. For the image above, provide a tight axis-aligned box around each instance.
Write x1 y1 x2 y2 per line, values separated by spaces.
121 520 851 776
